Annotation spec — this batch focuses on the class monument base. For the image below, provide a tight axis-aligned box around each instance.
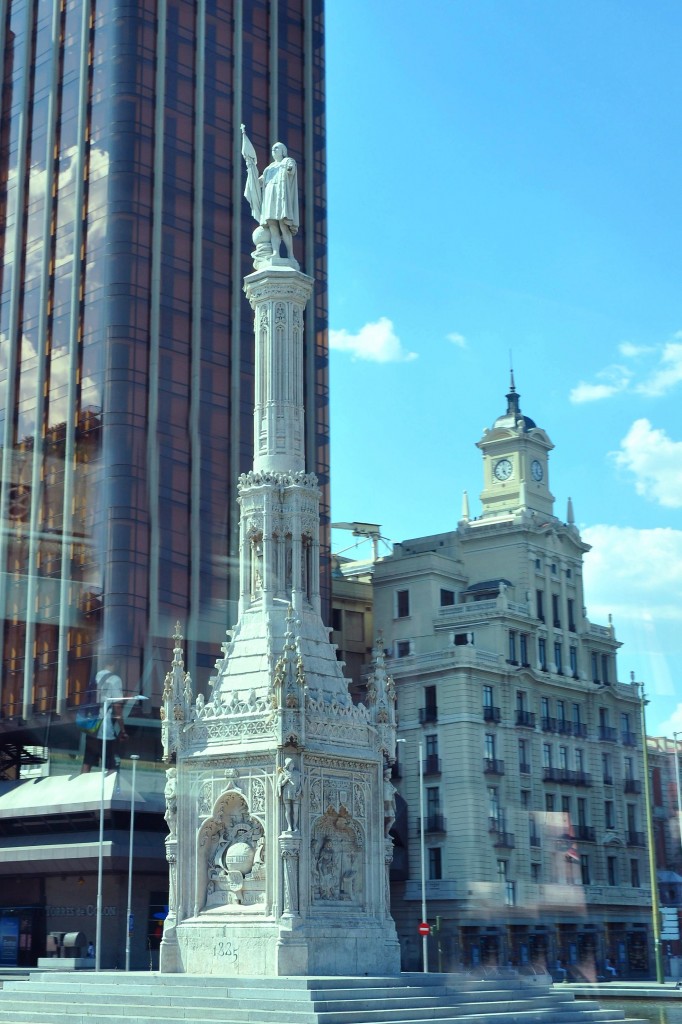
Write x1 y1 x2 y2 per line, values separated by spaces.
166 917 400 977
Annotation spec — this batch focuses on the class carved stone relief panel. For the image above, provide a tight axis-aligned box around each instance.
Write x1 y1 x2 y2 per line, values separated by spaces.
310 807 364 907
197 791 266 913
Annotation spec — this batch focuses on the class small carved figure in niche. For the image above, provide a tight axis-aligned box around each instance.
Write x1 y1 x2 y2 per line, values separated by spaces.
164 768 177 836
252 539 263 594
340 854 358 901
277 757 302 832
383 767 396 837
254 835 265 867
315 836 339 899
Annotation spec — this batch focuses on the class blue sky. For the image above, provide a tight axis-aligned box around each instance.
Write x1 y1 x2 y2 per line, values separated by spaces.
324 1 682 736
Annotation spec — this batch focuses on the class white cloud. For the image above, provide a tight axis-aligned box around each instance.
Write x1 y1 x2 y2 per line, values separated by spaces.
569 381 624 403
582 524 682 619
582 524 682 715
571 332 682 403
446 332 467 348
612 419 682 508
635 340 682 397
569 366 631 404
618 341 655 359
329 317 417 363
658 705 682 736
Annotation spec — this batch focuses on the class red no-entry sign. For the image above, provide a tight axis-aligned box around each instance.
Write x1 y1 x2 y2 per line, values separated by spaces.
418 922 430 936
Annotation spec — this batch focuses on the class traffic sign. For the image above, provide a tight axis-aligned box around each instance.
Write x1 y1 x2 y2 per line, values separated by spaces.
660 907 680 939
418 922 430 936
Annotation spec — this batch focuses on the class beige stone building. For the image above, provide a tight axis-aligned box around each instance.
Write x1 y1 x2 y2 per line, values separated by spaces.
374 380 652 978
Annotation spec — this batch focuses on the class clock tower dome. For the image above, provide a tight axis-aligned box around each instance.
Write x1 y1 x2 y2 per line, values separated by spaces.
477 374 555 519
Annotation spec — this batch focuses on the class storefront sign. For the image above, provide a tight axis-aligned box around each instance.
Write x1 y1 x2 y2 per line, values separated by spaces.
46 906 118 918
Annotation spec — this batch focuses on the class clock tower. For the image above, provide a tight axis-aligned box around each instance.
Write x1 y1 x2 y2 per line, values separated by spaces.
477 374 555 519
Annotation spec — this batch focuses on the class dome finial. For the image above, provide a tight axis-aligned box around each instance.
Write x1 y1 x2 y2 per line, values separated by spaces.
506 361 520 419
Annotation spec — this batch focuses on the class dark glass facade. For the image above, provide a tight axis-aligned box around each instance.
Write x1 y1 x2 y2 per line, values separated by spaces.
0 0 328 735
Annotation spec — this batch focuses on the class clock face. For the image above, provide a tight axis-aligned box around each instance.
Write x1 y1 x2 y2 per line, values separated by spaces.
531 459 544 482
494 458 513 482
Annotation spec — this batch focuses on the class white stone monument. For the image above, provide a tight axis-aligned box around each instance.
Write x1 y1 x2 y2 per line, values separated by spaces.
158 131 400 977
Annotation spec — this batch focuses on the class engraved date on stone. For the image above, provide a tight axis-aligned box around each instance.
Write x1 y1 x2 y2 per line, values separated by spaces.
214 939 238 964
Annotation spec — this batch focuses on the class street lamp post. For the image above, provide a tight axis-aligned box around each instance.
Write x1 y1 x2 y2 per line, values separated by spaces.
638 681 663 984
125 754 140 972
96 695 147 972
396 736 428 972
418 739 428 973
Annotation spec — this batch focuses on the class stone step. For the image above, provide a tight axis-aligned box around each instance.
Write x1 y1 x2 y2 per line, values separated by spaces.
0 1011 651 1024
0 997 648 1024
31 972 447 988
0 973 651 1024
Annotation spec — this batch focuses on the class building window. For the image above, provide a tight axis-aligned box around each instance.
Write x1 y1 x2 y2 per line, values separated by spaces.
568 598 576 631
520 633 529 666
545 793 555 812
601 654 610 685
559 746 569 771
538 637 547 670
488 786 500 822
542 743 552 769
561 794 571 815
541 696 550 719
557 700 566 726
484 733 496 760
552 594 560 627
440 588 455 607
605 801 615 830
518 738 530 773
331 607 342 631
572 703 582 728
575 748 584 773
535 558 541 571
396 640 411 658
569 646 578 676
396 589 410 618
426 734 438 758
554 642 563 674
521 789 530 807
508 630 518 663
591 652 599 683
599 707 611 740
536 590 544 622
624 755 634 781
429 847 442 880
551 563 557 576
505 881 516 906
577 797 587 828
602 753 612 784
421 685 437 723
580 854 591 886
531 863 541 882
497 859 507 881
345 610 364 642
607 856 618 886
483 685 493 709
621 713 634 745
427 787 440 817
630 859 640 888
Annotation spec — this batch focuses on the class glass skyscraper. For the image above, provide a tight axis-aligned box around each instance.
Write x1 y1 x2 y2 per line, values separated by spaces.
0 0 327 757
